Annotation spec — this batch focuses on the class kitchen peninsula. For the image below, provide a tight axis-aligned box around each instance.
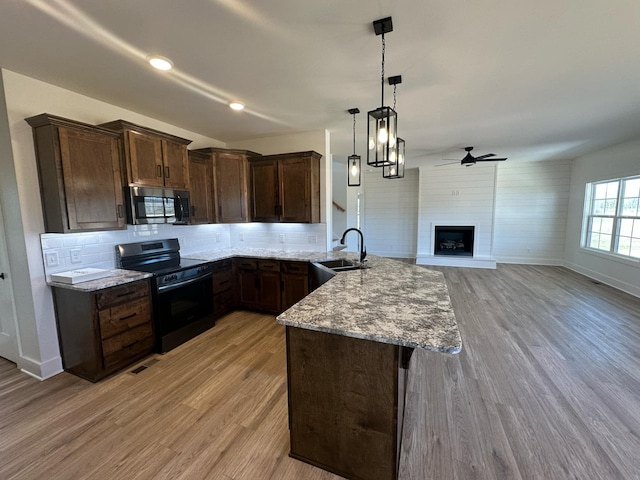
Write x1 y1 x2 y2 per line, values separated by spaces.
277 255 461 480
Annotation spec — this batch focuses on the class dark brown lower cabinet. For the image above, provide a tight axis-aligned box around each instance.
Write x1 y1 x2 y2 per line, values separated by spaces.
234 258 284 314
52 279 154 382
212 259 236 318
286 326 408 480
281 261 309 311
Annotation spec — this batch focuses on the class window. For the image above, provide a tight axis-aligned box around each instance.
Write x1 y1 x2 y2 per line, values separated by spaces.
584 176 640 259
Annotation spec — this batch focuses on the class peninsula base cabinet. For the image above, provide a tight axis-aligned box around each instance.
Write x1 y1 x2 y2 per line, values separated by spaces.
52 280 154 382
285 326 409 480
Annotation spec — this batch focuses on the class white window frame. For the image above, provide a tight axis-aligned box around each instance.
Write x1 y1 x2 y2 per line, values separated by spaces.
582 175 640 261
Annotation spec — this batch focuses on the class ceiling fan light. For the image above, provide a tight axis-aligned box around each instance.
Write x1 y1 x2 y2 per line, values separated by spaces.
229 101 245 111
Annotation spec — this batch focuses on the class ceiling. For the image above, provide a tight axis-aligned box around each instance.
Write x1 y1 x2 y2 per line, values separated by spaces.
2 0 640 168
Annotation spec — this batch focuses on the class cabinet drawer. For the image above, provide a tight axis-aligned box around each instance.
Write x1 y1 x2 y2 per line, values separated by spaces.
259 260 280 272
213 289 235 318
102 323 153 370
211 258 233 273
281 261 308 275
96 281 149 309
213 270 234 294
236 258 257 270
98 296 152 339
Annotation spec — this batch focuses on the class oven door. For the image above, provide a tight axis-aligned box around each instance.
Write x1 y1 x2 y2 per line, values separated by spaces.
153 273 213 352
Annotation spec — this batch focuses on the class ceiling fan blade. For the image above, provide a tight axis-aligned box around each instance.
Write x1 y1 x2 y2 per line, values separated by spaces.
435 161 460 167
475 153 495 160
475 157 507 162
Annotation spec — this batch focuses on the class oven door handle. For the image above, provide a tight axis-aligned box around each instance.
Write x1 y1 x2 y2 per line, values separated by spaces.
157 272 212 293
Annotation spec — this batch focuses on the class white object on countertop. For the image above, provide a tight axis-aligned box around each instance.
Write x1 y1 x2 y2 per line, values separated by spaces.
50 268 112 284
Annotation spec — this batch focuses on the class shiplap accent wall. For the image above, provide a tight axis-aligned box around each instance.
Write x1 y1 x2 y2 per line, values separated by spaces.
361 168 419 258
417 164 497 266
493 160 572 264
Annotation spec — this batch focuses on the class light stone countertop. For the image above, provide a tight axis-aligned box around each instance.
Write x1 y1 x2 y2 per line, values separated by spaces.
276 255 462 354
46 248 461 355
47 269 152 292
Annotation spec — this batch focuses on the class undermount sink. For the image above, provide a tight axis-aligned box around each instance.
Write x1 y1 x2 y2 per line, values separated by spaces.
315 259 362 272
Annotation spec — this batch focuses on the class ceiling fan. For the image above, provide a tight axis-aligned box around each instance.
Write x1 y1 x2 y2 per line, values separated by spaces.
437 147 507 167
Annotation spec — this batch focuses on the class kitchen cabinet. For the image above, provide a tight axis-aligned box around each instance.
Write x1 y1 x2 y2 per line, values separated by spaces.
25 113 126 233
192 148 260 223
188 150 214 224
212 259 236 318
249 151 321 223
234 258 281 313
100 120 191 190
51 279 154 382
281 261 309 311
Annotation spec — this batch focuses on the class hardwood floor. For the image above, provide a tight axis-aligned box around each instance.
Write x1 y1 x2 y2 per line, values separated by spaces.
1 264 640 479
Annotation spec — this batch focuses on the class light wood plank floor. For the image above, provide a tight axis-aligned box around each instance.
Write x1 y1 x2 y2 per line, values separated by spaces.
1 264 640 479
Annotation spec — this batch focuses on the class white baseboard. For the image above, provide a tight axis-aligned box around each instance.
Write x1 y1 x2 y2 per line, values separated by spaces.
416 255 496 269
563 261 640 298
18 355 63 381
496 256 563 266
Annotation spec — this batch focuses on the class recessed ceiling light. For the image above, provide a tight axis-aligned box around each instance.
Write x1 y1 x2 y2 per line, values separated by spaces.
148 56 173 71
229 101 245 111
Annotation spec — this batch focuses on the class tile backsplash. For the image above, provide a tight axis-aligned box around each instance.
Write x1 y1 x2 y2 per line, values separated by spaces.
41 223 327 277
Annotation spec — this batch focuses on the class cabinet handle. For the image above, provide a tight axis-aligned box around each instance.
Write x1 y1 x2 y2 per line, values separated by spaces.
118 313 137 322
165 166 170 178
117 204 124 218
122 340 140 349
0 273 5 280
116 291 136 298
281 280 284 291
218 205 222 217
219 280 230 286
191 205 196 216
156 165 162 177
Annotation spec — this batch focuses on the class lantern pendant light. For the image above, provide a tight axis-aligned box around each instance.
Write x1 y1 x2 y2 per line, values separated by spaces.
367 17 397 168
347 108 361 187
383 76 405 179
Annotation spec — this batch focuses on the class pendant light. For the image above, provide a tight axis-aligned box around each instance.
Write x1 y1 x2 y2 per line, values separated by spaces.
347 108 361 187
367 17 397 168
383 75 405 179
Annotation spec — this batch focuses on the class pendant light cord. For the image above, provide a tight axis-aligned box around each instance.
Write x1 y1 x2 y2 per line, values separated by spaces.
352 112 357 155
380 32 385 108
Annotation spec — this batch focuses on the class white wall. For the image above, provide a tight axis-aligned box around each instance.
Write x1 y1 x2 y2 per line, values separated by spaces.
332 159 347 240
564 138 640 297
493 160 572 264
417 164 497 266
360 168 419 258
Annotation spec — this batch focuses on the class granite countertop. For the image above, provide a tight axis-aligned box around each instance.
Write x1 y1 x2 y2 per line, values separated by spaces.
183 247 330 263
47 269 152 292
277 255 462 355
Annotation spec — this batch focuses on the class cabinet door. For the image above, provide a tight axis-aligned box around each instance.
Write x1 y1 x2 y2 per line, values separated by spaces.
237 270 259 309
250 159 279 222
279 157 311 223
188 152 214 224
214 153 249 223
58 127 125 231
163 140 189 189
259 271 281 314
127 131 164 187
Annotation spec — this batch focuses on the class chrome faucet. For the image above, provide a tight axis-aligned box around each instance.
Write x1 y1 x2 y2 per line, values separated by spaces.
340 228 367 263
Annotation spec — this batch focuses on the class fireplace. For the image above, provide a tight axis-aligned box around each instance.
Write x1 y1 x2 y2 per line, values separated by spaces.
434 226 474 256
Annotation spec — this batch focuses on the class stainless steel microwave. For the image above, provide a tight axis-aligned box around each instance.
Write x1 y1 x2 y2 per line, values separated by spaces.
126 186 190 225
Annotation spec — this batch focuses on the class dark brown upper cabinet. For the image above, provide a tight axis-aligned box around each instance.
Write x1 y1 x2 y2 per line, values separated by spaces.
100 120 191 190
192 148 260 223
249 151 321 223
26 113 126 233
187 150 214 224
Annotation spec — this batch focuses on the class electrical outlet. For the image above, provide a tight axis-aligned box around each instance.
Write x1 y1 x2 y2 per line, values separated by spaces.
215 233 221 243
70 248 82 264
279 234 285 243
45 251 59 267
239 232 244 241
308 234 317 244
